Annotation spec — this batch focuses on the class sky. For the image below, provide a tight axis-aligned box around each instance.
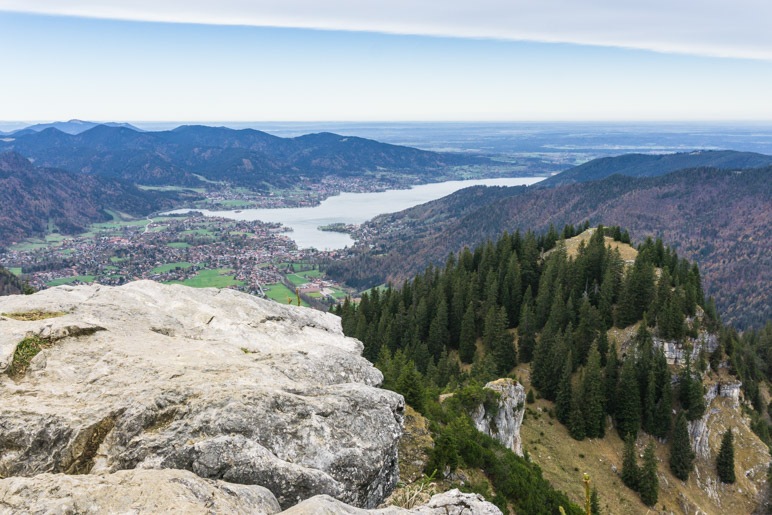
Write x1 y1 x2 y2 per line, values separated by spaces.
1 1 771 122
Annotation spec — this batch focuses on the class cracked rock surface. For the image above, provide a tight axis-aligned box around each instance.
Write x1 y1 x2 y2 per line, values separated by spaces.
0 281 403 510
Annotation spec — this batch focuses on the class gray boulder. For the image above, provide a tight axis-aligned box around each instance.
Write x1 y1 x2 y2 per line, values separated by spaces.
281 489 502 514
0 469 282 514
0 282 403 509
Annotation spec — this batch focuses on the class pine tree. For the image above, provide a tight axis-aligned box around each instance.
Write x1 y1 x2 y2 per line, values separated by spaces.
639 441 659 506
459 302 477 364
717 429 736 484
669 412 695 481
622 433 640 491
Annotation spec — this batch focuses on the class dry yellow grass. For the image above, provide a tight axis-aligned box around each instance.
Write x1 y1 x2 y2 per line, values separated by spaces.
563 228 639 263
1 310 66 321
515 363 770 515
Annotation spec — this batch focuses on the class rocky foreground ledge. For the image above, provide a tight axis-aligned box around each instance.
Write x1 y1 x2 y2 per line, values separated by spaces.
0 282 431 513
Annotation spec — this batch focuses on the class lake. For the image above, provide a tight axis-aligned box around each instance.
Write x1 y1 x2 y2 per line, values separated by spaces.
168 177 543 250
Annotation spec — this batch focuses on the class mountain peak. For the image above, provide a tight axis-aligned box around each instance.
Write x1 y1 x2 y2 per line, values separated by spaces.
0 151 34 172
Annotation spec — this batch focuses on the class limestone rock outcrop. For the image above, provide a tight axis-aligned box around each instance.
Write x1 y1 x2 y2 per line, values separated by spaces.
0 281 404 510
282 489 502 514
0 469 282 514
654 332 718 365
689 379 744 460
471 378 526 456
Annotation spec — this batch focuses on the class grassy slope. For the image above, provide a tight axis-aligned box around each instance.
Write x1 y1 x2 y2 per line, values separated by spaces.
516 362 770 514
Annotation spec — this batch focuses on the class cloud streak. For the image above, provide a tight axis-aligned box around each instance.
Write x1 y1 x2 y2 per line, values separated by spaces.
1 0 771 61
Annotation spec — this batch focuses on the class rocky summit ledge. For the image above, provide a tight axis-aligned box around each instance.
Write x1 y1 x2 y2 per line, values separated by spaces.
0 281 404 511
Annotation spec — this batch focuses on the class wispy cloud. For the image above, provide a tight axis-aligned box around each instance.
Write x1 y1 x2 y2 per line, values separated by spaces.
1 0 770 61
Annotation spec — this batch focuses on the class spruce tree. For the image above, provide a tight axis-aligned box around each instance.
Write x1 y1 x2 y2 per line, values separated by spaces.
616 357 642 439
596 331 609 367
582 343 606 438
396 363 425 412
569 387 586 440
426 428 459 478
669 412 695 481
427 297 449 360
604 343 620 417
485 306 516 376
652 379 673 439
503 253 523 326
679 353 705 421
532 331 557 399
640 441 659 506
555 350 574 424
687 376 705 421
590 487 601 515
459 302 477 364
622 433 640 491
642 368 657 435
717 429 736 483
518 287 537 362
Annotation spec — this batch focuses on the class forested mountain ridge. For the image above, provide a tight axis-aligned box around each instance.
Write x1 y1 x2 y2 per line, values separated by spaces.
0 152 190 243
338 226 772 513
539 149 772 188
0 266 28 296
0 125 490 188
330 166 771 329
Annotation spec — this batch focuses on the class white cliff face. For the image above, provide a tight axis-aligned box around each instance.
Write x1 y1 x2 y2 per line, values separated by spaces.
689 379 743 460
683 376 771 511
654 332 719 365
0 282 404 510
471 378 526 456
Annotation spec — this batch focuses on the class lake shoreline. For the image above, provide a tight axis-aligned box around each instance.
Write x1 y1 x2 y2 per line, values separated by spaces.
164 177 545 250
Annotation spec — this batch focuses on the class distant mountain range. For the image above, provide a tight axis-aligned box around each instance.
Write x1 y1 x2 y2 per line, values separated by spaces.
0 152 191 243
329 152 772 329
0 125 488 188
538 150 772 187
0 119 142 136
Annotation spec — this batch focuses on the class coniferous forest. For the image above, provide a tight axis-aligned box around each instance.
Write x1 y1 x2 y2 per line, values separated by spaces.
336 224 772 513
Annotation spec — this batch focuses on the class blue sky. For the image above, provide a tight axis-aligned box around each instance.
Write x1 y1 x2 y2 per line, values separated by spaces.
1 3 771 122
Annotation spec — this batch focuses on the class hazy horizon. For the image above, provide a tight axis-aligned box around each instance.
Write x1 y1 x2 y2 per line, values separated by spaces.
2 4 772 122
